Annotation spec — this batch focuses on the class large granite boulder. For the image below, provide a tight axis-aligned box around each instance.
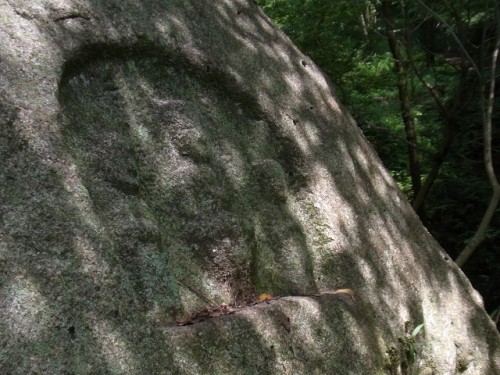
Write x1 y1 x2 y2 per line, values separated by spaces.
1 1 498 373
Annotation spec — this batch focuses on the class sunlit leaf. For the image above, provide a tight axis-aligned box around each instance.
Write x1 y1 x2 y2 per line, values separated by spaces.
411 323 425 337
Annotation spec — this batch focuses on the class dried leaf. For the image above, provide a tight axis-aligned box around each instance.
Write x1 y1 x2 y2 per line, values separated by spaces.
331 288 355 301
175 316 194 326
259 293 273 301
175 304 237 326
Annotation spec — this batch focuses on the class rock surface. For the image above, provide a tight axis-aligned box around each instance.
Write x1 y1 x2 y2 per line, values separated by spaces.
0 0 499 374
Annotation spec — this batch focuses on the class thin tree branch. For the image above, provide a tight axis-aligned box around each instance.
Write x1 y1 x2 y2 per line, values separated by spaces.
455 1 500 267
177 278 217 307
414 0 481 81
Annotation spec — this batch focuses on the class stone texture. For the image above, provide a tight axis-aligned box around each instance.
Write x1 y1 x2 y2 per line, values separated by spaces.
0 0 499 374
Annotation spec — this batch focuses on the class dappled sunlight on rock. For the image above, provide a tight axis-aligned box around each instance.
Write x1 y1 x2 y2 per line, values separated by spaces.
2 276 50 339
91 319 138 374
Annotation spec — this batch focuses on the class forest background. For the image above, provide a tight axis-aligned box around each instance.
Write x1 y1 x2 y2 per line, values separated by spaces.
256 0 500 324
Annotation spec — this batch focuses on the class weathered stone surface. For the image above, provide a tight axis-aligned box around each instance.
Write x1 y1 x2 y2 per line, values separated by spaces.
0 1 498 374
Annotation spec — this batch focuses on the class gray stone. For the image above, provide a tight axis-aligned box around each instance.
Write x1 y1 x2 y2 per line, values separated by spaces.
0 1 498 374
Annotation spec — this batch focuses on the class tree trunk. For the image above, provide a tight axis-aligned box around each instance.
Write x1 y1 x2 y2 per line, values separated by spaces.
381 0 422 203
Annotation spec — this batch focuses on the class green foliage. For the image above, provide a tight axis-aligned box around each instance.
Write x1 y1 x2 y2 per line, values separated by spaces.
385 322 426 375
256 0 371 90
398 322 425 374
411 323 425 338
341 53 408 172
